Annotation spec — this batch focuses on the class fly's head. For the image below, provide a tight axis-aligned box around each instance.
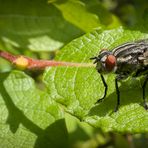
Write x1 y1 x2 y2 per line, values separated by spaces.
90 50 117 74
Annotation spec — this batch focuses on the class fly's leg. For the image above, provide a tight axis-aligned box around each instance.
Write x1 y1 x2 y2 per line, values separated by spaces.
114 77 120 112
142 75 148 110
96 74 108 103
114 74 128 112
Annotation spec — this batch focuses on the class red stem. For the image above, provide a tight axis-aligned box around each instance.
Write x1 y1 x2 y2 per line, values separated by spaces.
0 50 94 70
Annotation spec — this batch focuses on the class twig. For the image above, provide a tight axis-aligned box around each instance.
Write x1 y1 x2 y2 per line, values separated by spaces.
0 50 94 70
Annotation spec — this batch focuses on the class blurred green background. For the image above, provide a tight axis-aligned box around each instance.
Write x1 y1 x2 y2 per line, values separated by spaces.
0 0 148 148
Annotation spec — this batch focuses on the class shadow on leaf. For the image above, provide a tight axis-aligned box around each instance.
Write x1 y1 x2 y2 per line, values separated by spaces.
0 73 68 148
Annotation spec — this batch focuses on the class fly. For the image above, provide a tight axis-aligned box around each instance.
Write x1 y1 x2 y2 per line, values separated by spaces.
91 39 148 112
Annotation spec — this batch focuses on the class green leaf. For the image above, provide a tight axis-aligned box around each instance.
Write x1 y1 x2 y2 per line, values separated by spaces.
0 0 83 52
51 0 120 32
0 71 68 148
43 26 148 133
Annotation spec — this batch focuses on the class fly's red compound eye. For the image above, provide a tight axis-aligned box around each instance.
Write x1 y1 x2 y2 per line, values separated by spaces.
105 55 116 71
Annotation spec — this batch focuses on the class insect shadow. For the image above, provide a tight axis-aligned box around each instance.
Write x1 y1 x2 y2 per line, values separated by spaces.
88 77 148 117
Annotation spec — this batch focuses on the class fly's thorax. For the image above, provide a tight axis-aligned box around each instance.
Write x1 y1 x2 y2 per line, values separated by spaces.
95 50 117 74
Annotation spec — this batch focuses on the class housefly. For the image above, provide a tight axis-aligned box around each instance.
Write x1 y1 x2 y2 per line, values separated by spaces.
91 39 148 111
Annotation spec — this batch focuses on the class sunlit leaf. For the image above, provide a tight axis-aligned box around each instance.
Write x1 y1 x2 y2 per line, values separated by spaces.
43 26 148 132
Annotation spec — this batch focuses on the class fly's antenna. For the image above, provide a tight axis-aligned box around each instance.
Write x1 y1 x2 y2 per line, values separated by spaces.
90 56 97 60
90 56 99 64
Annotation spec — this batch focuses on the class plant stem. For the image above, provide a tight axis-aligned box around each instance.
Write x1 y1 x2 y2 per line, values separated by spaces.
0 50 94 70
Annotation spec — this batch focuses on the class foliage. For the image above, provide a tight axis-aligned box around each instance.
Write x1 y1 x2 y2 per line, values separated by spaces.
0 0 148 147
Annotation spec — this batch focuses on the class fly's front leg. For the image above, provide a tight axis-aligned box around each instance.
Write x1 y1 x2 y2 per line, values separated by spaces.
114 74 128 112
142 75 148 110
96 74 108 103
114 77 120 112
